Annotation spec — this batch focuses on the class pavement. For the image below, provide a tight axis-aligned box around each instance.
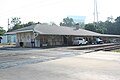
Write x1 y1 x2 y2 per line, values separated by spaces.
0 47 120 80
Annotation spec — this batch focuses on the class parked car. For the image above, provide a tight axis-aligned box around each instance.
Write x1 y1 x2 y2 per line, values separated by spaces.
72 37 88 45
95 38 104 44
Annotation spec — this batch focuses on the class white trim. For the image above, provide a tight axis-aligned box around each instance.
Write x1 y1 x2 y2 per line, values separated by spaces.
6 30 33 34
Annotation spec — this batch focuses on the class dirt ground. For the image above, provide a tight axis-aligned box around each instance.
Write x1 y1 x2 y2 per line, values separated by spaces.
0 47 120 80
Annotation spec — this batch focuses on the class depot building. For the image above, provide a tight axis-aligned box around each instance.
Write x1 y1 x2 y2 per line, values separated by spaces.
6 24 120 47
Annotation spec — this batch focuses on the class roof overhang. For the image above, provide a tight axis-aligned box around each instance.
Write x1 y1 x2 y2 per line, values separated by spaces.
5 30 33 35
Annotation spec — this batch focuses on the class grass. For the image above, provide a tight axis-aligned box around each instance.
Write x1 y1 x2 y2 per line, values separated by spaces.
113 49 120 52
0 44 16 47
0 44 8 46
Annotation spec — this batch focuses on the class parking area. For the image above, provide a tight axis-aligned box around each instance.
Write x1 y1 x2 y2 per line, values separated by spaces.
0 47 85 69
0 47 120 80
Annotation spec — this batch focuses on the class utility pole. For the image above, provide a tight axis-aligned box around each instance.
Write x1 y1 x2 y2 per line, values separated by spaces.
8 18 10 31
94 0 99 22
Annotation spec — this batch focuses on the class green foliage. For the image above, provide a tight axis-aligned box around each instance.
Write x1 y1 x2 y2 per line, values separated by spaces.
115 16 120 22
60 17 85 29
7 16 120 35
84 23 97 32
113 49 120 52
114 16 120 35
84 16 120 35
79 22 85 29
50 22 58 26
60 17 75 27
8 18 37 32
22 21 36 27
84 22 108 34
100 16 120 35
8 17 22 32
11 17 21 26
0 27 6 35
95 22 107 34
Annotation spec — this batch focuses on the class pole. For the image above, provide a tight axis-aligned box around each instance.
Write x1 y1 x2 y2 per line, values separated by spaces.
96 0 98 22
94 0 99 22
94 0 96 22
8 18 10 31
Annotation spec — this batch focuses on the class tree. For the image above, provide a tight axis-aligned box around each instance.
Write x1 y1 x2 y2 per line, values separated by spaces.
84 16 120 35
114 16 120 35
0 27 6 35
84 23 97 32
84 22 105 33
22 21 36 27
7 18 37 32
107 16 114 22
103 21 114 34
96 21 107 34
115 16 120 22
50 22 58 26
60 17 75 27
79 22 85 29
103 16 120 35
8 17 22 32
11 17 21 26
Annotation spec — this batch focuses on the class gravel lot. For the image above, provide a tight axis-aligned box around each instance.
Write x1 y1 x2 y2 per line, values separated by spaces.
0 47 84 69
0 47 120 80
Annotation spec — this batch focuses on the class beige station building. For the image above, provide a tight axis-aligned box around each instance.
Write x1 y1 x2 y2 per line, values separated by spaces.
6 24 120 47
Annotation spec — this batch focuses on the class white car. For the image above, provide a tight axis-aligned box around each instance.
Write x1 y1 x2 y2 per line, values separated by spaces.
95 38 104 44
72 37 88 45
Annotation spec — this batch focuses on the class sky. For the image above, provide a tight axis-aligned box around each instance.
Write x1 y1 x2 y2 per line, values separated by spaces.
0 0 120 30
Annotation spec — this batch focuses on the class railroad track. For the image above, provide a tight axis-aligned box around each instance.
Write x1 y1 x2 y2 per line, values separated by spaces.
69 43 120 53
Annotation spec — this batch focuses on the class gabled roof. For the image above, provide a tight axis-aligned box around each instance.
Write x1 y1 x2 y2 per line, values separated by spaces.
34 24 101 36
6 24 120 37
14 25 35 31
6 25 35 34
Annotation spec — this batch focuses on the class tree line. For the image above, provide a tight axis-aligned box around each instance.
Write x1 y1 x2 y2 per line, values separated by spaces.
1 16 120 35
60 16 120 35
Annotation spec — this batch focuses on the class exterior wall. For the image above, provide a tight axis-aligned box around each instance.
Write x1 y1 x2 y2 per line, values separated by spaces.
35 35 40 47
16 31 120 48
39 35 64 47
16 33 65 47
0 36 7 44
0 35 16 44
16 32 34 47
7 35 16 44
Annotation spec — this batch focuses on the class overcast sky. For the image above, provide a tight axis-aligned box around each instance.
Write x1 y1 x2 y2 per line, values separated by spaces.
0 0 120 30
